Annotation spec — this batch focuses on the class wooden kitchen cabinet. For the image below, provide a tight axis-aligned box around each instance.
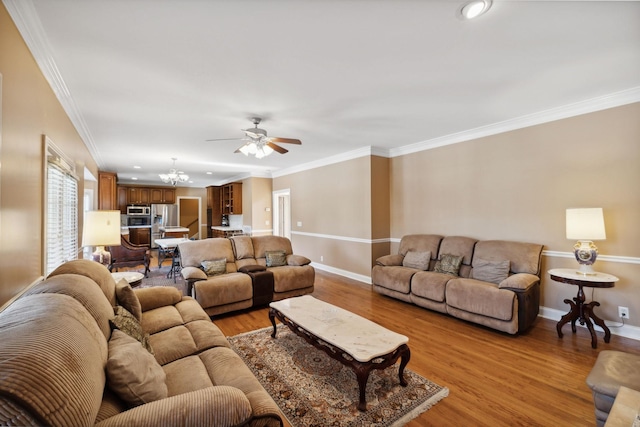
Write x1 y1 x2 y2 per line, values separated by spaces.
150 188 175 204
128 227 150 246
117 186 128 213
222 183 242 214
206 186 222 237
127 187 150 205
98 171 117 210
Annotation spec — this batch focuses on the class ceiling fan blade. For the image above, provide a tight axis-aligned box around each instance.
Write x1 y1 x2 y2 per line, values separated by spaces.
267 142 288 154
234 144 246 154
206 137 245 142
269 137 301 145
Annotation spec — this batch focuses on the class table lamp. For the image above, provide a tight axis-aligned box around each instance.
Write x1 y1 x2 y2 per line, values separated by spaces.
566 208 606 275
82 210 121 264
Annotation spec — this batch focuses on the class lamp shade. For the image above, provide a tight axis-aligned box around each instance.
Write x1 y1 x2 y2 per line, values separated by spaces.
566 208 606 240
82 210 121 247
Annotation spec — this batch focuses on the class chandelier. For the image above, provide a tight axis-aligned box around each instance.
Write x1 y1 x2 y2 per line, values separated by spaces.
238 139 274 159
159 158 189 186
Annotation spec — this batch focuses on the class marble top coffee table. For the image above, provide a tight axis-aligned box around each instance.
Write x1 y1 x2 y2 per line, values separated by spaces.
269 295 410 411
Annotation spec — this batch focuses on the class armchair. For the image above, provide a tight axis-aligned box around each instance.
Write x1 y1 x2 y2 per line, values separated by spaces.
108 235 151 277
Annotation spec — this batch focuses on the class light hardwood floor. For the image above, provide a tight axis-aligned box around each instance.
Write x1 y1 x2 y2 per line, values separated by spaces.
211 269 640 427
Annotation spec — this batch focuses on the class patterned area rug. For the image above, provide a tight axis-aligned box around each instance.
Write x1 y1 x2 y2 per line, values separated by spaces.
136 265 187 295
228 325 448 427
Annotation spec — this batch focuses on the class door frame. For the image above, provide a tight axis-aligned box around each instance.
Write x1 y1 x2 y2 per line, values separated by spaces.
272 189 291 239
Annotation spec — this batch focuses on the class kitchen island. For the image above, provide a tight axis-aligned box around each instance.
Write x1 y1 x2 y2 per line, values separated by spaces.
126 225 152 246
160 226 189 239
211 226 244 238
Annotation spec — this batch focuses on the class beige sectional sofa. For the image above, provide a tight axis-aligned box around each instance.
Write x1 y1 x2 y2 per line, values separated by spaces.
179 235 315 316
0 260 283 427
372 234 543 334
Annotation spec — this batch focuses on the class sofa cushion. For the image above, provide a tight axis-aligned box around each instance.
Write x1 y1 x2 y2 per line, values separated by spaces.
201 258 227 276
252 235 293 258
410 271 450 302
115 279 142 321
149 325 199 366
48 259 118 306
270 265 315 293
112 306 154 354
398 234 442 257
230 236 255 260
438 236 477 266
179 238 236 268
402 250 431 270
471 258 511 285
163 355 214 396
376 254 404 266
434 253 463 276
265 250 287 267
106 330 168 406
193 273 253 308
371 265 416 294
446 278 516 321
287 254 311 266
473 240 543 275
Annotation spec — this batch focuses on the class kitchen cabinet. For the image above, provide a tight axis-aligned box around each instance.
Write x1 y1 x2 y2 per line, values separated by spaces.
128 227 151 246
222 183 242 214
127 187 150 205
150 188 175 204
206 186 222 237
98 171 117 210
117 187 128 213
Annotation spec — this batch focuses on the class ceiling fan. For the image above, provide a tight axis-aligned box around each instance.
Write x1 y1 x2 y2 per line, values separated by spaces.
206 117 301 158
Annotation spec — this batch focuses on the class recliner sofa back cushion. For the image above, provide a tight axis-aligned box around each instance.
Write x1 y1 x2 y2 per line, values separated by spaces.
24 273 115 340
230 236 255 260
0 294 108 427
473 240 543 275
48 259 118 306
437 236 477 277
179 238 236 271
398 234 443 259
251 235 293 259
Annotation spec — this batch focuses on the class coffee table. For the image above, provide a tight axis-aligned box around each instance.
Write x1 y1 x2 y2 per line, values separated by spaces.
111 271 144 287
269 295 410 411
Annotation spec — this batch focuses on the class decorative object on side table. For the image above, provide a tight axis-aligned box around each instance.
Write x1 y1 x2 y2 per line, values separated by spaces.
566 207 606 276
549 268 618 349
82 210 121 265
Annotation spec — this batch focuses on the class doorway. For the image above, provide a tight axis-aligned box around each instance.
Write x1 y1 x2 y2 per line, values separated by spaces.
177 197 201 239
272 189 291 239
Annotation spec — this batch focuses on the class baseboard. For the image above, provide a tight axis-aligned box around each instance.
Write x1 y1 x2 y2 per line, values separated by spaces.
310 262 372 285
539 306 640 342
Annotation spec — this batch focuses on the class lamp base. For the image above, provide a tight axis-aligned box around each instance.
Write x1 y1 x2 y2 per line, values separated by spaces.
573 240 598 276
91 246 111 265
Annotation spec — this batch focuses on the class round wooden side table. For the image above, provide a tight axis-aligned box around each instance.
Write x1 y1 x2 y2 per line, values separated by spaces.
549 268 618 349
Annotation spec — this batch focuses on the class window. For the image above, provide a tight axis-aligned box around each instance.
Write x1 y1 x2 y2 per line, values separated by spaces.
44 137 79 275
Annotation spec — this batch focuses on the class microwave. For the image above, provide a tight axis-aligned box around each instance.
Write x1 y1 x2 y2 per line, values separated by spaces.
127 205 150 216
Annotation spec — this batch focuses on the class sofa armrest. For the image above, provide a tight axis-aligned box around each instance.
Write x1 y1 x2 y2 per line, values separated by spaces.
498 273 540 291
95 386 253 427
376 254 404 266
181 266 207 282
287 254 311 266
133 287 182 312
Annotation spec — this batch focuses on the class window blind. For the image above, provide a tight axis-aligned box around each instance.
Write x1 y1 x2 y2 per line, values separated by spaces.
45 153 78 275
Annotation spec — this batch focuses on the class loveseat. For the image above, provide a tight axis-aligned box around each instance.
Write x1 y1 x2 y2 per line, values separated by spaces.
0 259 283 427
179 235 315 316
372 234 543 334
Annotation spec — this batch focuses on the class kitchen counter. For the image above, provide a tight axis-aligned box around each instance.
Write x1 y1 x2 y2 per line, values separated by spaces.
126 225 152 229
160 226 189 233
211 226 244 237
211 226 243 231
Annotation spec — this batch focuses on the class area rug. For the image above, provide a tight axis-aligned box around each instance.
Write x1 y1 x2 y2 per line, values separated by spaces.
228 325 448 427
136 265 187 295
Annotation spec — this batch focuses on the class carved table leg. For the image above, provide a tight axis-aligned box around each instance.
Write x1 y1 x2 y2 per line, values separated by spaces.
398 345 411 387
269 308 278 338
585 300 610 347
557 298 579 338
355 366 371 412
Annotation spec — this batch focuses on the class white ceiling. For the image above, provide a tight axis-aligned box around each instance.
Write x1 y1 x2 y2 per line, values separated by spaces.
6 0 640 187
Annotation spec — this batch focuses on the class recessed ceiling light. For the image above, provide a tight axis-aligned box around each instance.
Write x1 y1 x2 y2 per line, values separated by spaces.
133 165 141 169
459 0 492 20
131 177 138 180
206 172 212 175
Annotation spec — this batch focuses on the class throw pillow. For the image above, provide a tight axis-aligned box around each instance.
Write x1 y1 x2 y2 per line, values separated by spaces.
402 251 431 270
111 306 154 354
434 253 464 276
106 330 168 407
115 279 142 322
201 258 227 276
472 258 511 285
265 251 287 267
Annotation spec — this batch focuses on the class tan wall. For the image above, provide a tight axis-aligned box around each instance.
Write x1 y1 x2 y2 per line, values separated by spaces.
389 103 640 326
0 4 98 307
246 177 273 234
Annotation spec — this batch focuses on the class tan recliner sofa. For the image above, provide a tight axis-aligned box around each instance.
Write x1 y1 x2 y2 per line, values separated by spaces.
179 235 315 316
372 234 543 334
0 260 283 427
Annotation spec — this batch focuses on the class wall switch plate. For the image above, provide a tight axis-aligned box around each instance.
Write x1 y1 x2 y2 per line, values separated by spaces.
320 256 324 262
297 221 302 227
618 306 630 320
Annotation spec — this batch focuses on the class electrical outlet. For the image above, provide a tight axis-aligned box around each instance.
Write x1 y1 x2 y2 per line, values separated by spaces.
618 306 630 320
320 256 324 262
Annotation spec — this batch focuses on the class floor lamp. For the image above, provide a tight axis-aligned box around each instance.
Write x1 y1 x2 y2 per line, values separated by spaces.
82 210 121 265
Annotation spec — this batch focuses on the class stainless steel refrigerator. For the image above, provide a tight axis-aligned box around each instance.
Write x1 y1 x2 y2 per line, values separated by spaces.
151 204 178 248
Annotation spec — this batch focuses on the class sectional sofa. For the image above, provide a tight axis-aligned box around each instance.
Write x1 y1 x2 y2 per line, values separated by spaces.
0 260 283 427
372 234 543 334
179 235 315 316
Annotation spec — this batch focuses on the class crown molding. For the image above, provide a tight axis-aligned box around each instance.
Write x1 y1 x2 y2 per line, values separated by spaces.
3 0 104 167
389 87 640 158
271 146 382 178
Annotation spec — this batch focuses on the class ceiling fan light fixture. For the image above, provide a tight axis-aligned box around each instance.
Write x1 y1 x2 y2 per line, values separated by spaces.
459 0 492 20
239 144 251 156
